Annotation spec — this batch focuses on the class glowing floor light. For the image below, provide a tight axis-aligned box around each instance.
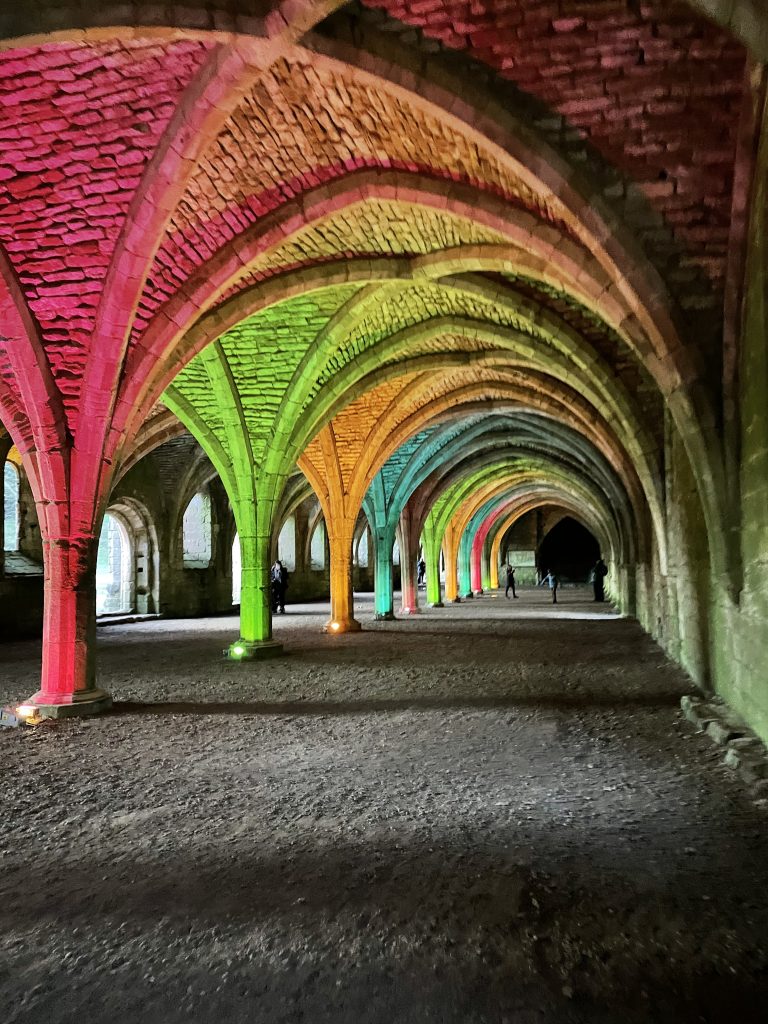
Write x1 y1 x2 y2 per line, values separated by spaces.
15 704 40 723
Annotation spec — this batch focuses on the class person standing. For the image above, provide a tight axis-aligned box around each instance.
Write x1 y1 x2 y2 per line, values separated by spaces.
552 572 559 605
504 564 518 599
592 558 608 602
271 559 289 614
417 557 426 587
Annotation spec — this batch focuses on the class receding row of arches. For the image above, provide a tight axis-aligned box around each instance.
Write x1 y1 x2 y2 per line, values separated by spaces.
6 446 606 630
3 449 601 625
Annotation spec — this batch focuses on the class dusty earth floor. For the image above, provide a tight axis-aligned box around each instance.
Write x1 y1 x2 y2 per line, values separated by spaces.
1 587 767 1024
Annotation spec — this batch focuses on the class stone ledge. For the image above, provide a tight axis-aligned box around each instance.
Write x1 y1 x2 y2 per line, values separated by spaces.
681 695 768 796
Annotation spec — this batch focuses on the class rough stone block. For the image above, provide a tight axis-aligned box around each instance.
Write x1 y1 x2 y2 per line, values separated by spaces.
680 694 718 731
706 718 744 745
724 746 768 784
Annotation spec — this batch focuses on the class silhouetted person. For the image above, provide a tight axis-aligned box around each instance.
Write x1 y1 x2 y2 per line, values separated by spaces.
271 559 288 614
592 558 608 602
504 564 518 599
551 573 559 604
417 557 426 587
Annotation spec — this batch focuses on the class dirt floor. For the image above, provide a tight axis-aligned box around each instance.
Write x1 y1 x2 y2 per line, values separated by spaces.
1 587 767 1024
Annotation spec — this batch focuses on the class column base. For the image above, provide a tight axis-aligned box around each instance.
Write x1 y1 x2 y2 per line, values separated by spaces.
25 687 113 720
400 605 421 615
324 618 362 634
452 596 462 604
473 589 484 596
463 591 475 599
429 600 444 608
225 638 284 660
375 611 397 621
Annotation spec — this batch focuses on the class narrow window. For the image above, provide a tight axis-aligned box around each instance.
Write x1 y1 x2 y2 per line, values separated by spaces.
3 460 19 552
96 513 133 615
277 516 296 572
356 529 369 568
232 533 241 606
183 491 212 567
310 518 326 570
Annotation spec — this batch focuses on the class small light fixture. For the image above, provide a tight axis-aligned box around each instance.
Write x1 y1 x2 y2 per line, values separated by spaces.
16 704 39 722
330 622 340 632
231 643 245 658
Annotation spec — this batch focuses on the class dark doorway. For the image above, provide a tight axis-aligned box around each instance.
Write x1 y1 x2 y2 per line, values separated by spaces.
538 517 600 583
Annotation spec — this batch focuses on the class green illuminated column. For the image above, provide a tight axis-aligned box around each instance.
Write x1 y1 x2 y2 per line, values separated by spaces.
229 503 282 660
422 516 443 607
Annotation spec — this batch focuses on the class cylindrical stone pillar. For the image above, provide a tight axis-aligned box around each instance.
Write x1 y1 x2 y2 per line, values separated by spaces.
326 519 360 633
27 536 112 717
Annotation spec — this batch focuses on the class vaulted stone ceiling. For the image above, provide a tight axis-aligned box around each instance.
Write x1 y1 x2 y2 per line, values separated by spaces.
0 0 765 719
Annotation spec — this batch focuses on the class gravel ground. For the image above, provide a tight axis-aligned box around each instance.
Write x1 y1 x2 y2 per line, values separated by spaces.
1 587 766 1024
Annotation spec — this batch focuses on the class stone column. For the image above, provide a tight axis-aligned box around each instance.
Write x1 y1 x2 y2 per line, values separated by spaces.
422 518 443 607
293 504 310 576
326 517 360 632
27 536 111 717
373 525 396 620
488 538 499 590
228 500 282 659
398 509 420 614
443 528 460 603
458 529 474 598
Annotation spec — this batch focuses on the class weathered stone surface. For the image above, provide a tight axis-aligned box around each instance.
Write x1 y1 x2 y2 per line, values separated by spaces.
706 718 745 745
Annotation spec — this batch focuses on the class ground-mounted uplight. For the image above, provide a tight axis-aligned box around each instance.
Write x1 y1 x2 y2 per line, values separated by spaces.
330 621 340 632
224 638 284 660
0 703 42 728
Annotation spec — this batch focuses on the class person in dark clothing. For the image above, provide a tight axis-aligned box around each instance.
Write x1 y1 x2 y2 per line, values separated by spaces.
271 559 289 614
417 557 426 587
504 564 518 599
552 573 559 605
592 558 608 602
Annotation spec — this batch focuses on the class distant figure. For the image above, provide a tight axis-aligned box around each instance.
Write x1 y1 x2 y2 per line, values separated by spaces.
552 573 559 605
540 570 554 589
417 557 426 587
271 559 289 614
504 564 518 599
592 557 608 602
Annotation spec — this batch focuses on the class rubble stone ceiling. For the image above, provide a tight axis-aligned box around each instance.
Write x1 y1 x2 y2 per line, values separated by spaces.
0 0 754 576
347 0 747 302
164 264 657 516
364 412 634 540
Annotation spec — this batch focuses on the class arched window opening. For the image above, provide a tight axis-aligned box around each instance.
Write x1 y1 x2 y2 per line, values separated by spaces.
277 516 296 572
310 518 326 570
3 460 19 552
356 529 369 568
392 539 400 566
96 513 133 615
232 533 241 606
183 491 212 568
